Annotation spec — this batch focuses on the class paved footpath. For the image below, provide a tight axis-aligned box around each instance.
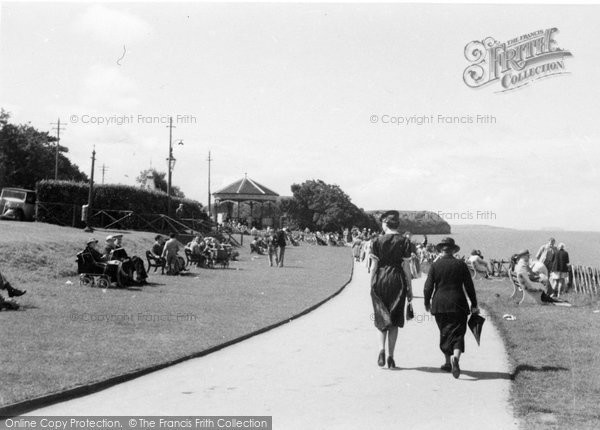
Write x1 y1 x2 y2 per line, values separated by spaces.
29 262 519 429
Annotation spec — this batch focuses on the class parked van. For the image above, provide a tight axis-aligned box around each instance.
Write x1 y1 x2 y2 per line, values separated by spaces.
0 188 36 221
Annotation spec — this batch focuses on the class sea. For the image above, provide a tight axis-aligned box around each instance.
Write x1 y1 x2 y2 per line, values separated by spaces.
425 225 600 268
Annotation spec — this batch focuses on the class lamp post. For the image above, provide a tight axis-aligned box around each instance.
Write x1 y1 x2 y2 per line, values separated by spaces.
166 117 183 218
166 117 175 217
84 146 96 232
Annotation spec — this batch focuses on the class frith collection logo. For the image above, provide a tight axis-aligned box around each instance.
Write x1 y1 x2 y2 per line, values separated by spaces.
463 28 572 92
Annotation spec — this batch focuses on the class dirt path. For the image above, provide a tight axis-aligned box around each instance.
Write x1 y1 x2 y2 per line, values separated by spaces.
29 262 518 429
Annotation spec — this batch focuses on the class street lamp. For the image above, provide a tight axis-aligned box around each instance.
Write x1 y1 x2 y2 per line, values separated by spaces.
166 116 184 217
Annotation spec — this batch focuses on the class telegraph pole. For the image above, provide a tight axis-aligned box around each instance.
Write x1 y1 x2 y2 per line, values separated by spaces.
51 118 65 180
207 150 213 221
166 117 175 217
101 164 108 184
84 146 96 232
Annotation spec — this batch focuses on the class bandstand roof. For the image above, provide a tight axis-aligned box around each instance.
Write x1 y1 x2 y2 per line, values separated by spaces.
213 176 279 202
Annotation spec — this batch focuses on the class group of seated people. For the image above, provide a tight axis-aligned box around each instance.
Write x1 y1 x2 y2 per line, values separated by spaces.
185 235 236 267
512 238 571 300
512 249 559 302
150 233 237 274
82 234 148 285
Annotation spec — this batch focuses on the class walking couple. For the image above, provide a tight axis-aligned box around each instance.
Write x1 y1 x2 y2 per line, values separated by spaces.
370 211 479 379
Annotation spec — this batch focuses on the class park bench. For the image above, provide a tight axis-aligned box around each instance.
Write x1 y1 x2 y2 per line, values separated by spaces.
207 248 230 269
509 270 544 305
184 248 206 268
145 251 165 274
466 260 487 280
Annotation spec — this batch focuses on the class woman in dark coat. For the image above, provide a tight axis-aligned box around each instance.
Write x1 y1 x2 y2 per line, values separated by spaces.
369 210 413 368
424 237 479 378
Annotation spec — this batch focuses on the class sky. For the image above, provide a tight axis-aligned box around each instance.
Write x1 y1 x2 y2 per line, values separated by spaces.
1 2 599 230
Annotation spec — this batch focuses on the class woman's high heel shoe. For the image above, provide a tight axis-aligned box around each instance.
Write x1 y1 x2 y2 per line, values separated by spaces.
377 350 385 367
387 356 396 369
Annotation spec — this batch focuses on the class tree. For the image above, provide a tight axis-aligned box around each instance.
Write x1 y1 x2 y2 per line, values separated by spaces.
284 179 372 232
0 109 87 190
135 168 185 198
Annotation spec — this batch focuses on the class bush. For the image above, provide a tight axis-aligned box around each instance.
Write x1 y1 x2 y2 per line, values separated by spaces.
35 180 206 228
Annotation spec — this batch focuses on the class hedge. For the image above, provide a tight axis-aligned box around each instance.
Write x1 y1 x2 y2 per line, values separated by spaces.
35 180 206 229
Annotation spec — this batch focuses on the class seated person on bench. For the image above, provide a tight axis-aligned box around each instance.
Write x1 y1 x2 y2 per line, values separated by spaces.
186 235 205 255
103 235 118 259
514 249 553 302
107 234 148 285
149 235 167 268
86 237 108 264
468 250 493 277
0 270 26 310
152 235 165 257
186 235 207 266
77 238 112 278
250 236 267 255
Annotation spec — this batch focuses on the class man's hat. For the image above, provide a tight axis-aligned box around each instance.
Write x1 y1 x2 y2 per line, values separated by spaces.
106 235 114 241
379 210 400 223
112 234 123 239
87 238 98 245
436 237 460 253
516 249 530 259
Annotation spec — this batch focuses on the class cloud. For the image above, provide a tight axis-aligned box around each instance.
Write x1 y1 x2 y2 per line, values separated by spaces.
73 5 152 45
80 64 140 111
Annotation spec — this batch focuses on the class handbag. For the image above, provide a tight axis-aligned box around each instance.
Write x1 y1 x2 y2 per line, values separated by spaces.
406 301 414 321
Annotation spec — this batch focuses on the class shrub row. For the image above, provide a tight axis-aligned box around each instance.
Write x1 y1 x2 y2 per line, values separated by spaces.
35 180 206 229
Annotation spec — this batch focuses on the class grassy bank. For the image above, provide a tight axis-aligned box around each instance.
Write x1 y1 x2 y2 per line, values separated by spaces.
0 222 352 408
476 278 600 429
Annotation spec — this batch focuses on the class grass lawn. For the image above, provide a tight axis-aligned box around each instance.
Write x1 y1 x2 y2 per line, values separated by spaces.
0 221 352 410
476 277 600 429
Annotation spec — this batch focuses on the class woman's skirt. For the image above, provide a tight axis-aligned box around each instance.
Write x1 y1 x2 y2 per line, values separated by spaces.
371 265 407 331
434 312 468 355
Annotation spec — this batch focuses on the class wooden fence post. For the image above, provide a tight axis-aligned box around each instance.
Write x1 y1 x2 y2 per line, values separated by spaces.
585 267 592 295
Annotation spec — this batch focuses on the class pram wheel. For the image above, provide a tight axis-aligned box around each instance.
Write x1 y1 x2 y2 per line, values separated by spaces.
80 274 94 287
96 276 110 289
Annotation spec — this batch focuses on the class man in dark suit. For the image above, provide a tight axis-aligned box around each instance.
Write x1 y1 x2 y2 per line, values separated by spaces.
424 237 479 379
274 228 288 267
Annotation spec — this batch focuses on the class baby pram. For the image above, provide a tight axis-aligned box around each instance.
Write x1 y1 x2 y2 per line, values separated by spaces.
76 251 128 288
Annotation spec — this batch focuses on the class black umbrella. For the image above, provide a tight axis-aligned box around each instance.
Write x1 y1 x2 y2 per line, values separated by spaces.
468 313 486 346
